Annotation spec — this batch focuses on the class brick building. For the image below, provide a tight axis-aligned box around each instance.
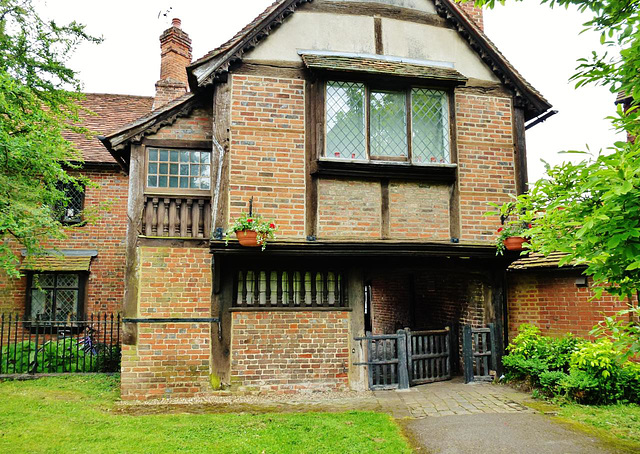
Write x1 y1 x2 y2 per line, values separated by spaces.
3 0 626 399
96 0 558 400
0 94 152 319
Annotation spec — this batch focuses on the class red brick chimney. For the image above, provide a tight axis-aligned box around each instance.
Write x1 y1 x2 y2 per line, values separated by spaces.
153 18 192 110
456 1 484 31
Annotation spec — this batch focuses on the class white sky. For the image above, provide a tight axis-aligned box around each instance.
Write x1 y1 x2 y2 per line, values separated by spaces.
40 0 622 182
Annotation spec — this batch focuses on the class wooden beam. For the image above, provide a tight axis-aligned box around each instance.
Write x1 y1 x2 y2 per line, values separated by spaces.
142 139 213 150
122 144 145 346
305 80 319 239
380 179 390 239
233 61 307 79
513 107 529 195
305 1 452 29
374 16 383 55
212 81 232 235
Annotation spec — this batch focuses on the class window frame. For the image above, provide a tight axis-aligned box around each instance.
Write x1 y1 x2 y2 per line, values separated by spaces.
143 145 213 197
321 77 455 167
56 182 86 226
25 271 88 322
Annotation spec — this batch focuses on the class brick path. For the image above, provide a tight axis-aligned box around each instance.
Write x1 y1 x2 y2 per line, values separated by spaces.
374 377 531 418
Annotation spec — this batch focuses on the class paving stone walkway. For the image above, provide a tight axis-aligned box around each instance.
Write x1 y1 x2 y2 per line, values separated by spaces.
373 376 531 418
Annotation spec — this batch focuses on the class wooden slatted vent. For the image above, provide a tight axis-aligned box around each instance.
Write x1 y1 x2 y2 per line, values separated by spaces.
234 270 348 308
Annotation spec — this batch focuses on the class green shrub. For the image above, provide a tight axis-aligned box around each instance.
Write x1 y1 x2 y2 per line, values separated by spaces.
502 324 639 405
619 362 640 403
1 339 121 374
539 370 569 395
502 354 549 385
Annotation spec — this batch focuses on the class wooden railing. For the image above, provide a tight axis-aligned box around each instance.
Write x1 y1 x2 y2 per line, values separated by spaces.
142 195 211 238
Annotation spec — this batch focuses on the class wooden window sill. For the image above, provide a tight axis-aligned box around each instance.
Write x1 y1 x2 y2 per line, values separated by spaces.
310 159 457 182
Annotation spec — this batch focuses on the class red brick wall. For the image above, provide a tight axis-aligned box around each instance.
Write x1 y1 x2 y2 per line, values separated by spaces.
456 1 484 30
229 75 305 238
370 268 488 335
389 182 450 239
120 246 212 400
149 107 212 142
507 271 631 340
456 93 515 243
317 179 381 238
230 311 350 393
0 169 129 316
138 246 212 318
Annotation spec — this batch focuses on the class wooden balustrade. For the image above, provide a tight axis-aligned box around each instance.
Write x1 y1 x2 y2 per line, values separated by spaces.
142 195 212 238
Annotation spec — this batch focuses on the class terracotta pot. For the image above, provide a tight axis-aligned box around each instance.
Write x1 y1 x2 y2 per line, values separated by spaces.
503 236 528 251
236 230 261 247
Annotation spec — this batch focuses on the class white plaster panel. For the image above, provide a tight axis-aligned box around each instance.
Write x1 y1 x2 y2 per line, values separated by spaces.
244 12 375 62
323 0 437 14
381 18 500 82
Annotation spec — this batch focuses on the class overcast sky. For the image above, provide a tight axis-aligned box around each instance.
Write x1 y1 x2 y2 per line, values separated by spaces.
40 0 622 182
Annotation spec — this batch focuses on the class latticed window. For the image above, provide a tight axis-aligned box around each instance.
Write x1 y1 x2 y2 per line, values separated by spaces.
325 81 450 164
234 270 347 308
29 273 84 321
56 183 85 224
146 148 211 191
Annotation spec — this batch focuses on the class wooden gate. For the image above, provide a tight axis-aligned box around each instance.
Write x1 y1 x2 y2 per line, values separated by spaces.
354 331 409 390
407 328 451 386
462 324 498 383
354 328 451 390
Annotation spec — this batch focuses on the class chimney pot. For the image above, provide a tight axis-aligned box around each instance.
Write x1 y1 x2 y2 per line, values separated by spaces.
172 18 181 29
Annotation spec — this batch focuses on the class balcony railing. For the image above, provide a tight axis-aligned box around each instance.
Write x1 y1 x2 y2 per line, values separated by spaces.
142 195 212 238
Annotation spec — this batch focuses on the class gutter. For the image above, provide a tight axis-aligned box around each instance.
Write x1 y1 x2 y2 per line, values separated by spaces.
525 109 558 130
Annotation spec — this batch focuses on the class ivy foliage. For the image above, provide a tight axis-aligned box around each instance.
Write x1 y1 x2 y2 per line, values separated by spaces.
0 0 100 277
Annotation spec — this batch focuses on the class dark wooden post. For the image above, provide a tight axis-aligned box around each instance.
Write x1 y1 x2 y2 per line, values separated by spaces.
397 329 410 390
489 322 499 374
462 325 474 384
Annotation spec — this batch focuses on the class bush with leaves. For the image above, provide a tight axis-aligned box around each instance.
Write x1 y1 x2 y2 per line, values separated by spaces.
502 324 639 404
1 339 121 374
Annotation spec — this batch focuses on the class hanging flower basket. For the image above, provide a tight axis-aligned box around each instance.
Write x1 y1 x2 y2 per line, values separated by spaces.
225 213 277 251
236 229 260 247
503 236 528 251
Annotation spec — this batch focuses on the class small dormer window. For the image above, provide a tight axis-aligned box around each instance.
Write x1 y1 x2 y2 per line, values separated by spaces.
325 81 451 164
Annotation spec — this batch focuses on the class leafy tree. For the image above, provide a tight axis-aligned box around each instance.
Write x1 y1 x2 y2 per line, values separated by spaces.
471 0 640 302
0 0 100 277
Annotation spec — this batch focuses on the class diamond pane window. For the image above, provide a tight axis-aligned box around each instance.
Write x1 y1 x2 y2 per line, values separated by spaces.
30 273 82 321
55 183 85 224
147 148 211 190
411 88 450 164
370 90 408 158
325 81 366 160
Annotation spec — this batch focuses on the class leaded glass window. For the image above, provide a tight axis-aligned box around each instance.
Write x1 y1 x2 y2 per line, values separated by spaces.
55 182 85 224
324 82 451 164
325 81 367 160
29 273 82 321
146 148 211 191
370 90 408 158
411 89 450 164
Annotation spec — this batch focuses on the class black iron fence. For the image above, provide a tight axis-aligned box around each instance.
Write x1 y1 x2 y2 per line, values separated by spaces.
0 313 121 375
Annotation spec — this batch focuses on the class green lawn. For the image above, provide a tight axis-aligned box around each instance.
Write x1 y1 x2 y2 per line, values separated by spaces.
556 402 640 448
0 375 411 454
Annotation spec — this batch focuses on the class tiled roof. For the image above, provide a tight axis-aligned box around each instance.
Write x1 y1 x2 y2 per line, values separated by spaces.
616 91 632 104
65 93 153 163
21 255 93 272
299 52 468 82
508 252 581 270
